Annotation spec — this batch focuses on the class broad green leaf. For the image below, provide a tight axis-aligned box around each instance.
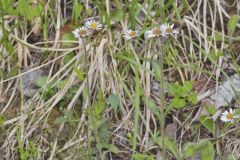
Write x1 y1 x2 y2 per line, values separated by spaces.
207 32 225 42
108 93 120 111
183 140 215 160
30 4 43 19
18 0 30 18
170 97 186 109
187 92 198 105
55 79 69 89
111 9 124 22
183 141 207 158
7 66 20 78
34 76 48 87
64 52 75 64
132 153 145 160
205 105 217 115
201 141 215 160
103 143 119 154
227 15 239 34
62 33 75 47
155 136 180 159
200 115 215 134
168 82 182 97
18 0 43 20
182 81 193 96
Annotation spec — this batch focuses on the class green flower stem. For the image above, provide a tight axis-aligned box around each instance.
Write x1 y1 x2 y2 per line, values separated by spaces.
82 38 104 160
157 39 166 159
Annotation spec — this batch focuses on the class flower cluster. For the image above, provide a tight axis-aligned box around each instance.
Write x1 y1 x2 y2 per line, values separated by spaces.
124 23 179 40
72 19 179 41
220 108 240 123
72 19 102 39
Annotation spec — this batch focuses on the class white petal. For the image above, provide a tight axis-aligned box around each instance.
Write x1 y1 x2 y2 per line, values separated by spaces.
160 24 167 30
125 37 131 40
144 30 155 39
173 29 179 34
222 111 228 116
220 116 227 122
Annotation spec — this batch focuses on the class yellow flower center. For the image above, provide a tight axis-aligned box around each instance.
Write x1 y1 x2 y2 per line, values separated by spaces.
90 23 97 29
152 28 162 36
79 30 87 36
129 31 137 37
226 113 233 120
166 27 173 33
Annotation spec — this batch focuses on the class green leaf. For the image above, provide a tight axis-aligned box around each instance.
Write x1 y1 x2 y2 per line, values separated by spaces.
155 136 180 159
34 76 48 87
207 32 225 42
73 67 85 81
143 96 160 116
55 79 69 89
18 0 30 18
108 93 120 111
182 81 193 95
187 92 198 105
152 60 161 81
205 105 216 115
7 66 20 78
72 0 83 22
0 114 5 127
227 15 239 34
168 82 182 97
129 0 138 28
183 140 215 160
92 90 106 119
103 143 119 154
201 141 215 160
111 9 124 22
30 4 43 19
132 153 145 160
62 33 75 47
170 97 186 109
17 0 43 20
200 115 215 134
54 116 67 124
64 52 75 64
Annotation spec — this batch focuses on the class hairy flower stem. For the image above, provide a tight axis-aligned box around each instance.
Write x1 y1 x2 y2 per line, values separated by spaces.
82 38 104 160
157 39 165 159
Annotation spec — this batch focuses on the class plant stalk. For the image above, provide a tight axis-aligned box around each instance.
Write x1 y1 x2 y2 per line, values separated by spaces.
158 39 166 159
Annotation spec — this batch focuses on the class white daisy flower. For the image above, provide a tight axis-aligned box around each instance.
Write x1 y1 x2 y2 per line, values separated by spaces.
72 26 90 38
144 28 165 39
84 19 102 31
160 23 179 37
123 29 139 40
220 108 238 123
